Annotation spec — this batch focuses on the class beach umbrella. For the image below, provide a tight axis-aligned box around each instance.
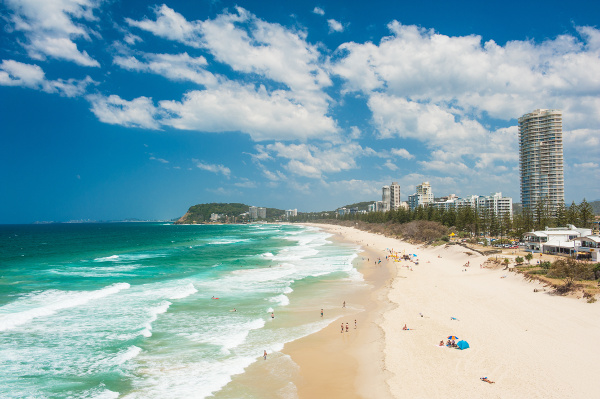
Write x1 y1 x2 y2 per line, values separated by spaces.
447 335 459 340
457 340 470 350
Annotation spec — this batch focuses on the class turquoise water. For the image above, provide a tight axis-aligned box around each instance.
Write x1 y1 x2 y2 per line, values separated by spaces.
0 223 360 398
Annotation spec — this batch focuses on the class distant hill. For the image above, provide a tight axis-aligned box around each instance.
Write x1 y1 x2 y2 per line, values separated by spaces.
175 203 285 224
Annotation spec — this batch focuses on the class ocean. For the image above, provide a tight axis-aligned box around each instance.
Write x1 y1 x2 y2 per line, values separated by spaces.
0 223 362 398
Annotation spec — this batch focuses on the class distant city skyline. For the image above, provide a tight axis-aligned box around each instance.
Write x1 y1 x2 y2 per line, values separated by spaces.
1 0 599 223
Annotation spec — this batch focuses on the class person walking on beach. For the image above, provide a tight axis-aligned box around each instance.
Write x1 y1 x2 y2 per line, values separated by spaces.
341 323 344 333
320 309 323 318
264 350 267 360
342 301 346 308
271 312 274 319
346 323 349 332
354 319 357 329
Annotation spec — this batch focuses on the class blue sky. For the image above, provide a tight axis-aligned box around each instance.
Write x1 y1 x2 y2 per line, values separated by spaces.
1 0 599 223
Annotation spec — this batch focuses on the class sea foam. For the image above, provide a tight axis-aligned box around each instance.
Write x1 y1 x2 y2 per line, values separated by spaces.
0 283 131 332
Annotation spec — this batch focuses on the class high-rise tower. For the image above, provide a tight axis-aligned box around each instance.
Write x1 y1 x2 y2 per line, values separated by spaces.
518 109 564 212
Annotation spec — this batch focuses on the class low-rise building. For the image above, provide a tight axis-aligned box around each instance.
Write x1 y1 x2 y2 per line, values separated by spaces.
522 225 592 254
572 235 600 261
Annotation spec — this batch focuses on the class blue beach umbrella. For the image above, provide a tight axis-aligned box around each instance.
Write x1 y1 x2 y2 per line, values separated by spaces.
457 340 470 350
447 335 459 340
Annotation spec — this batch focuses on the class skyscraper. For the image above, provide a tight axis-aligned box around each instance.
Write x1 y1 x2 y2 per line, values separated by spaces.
381 185 390 212
390 182 401 210
518 109 564 212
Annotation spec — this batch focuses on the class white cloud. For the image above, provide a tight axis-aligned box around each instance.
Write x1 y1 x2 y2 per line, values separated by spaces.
198 7 332 110
87 94 160 129
573 162 599 168
327 19 344 33
257 142 370 179
159 82 338 141
4 0 101 66
123 33 142 45
332 23 600 127
149 156 169 164
369 94 518 171
384 159 398 171
193 159 231 177
313 7 325 16
126 4 202 48
234 179 257 188
113 52 220 87
390 148 414 160
349 126 361 139
0 59 94 96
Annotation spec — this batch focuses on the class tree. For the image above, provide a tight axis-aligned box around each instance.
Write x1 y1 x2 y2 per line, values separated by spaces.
525 253 533 264
578 198 594 228
503 258 510 267
548 258 594 288
534 198 552 230
515 256 524 265
566 201 579 225
555 202 567 227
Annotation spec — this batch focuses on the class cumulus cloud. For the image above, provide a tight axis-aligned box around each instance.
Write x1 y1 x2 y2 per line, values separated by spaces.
327 19 344 33
332 22 600 127
369 94 518 172
4 0 101 66
159 82 338 141
390 148 414 159
87 94 160 129
193 159 231 177
198 7 332 110
384 159 398 171
313 7 325 16
113 52 220 87
126 4 202 47
0 59 94 96
123 6 336 137
255 142 371 179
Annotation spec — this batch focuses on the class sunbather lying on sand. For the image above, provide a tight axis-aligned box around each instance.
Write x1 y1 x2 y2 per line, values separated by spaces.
480 377 495 384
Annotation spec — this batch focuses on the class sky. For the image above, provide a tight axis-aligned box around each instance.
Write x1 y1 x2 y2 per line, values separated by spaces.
1 0 599 223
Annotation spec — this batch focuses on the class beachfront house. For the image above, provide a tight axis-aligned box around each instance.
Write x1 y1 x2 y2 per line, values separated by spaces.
522 225 592 255
572 235 600 262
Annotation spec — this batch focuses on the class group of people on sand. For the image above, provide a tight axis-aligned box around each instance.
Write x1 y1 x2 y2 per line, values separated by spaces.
440 339 458 347
340 320 357 332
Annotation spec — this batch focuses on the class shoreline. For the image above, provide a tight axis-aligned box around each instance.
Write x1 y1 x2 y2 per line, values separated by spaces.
282 224 395 398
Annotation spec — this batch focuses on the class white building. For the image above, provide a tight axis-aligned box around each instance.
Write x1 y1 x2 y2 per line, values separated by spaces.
390 182 402 210
381 185 391 212
523 225 592 254
210 213 222 222
518 109 564 213
430 192 513 218
408 182 434 210
572 235 600 262
258 207 267 219
285 209 297 219
249 206 258 220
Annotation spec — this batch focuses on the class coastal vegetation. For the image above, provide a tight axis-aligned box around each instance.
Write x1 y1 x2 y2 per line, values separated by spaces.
175 203 285 224
291 198 599 238
511 257 600 298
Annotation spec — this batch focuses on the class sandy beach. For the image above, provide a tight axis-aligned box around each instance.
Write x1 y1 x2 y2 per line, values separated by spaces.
283 223 600 399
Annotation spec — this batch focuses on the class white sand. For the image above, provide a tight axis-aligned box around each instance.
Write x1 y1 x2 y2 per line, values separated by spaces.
312 224 600 399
